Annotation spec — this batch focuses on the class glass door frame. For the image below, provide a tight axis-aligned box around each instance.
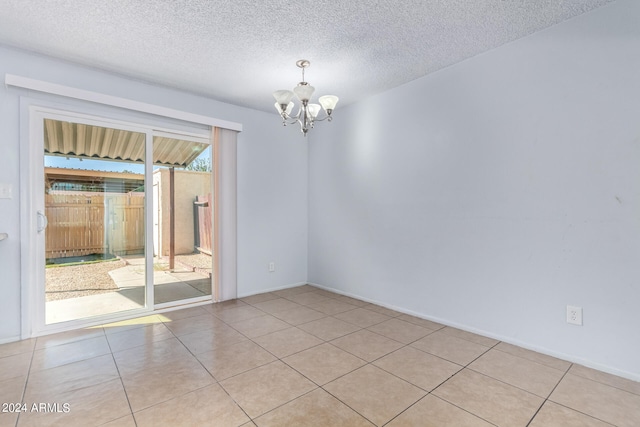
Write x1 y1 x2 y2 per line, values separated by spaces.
150 130 214 310
24 105 213 336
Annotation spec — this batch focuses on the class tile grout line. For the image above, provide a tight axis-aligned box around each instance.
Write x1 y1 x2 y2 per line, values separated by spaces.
450 339 571 403
224 290 368 422
247 387 323 423
366 337 497 426
102 327 139 427
371 350 463 391
174 302 559 427
536 400 616 426
461 366 560 402
524 363 573 427
490 345 571 372
369 344 437 427
14 341 38 427
566 369 640 398
382 393 500 427
214 298 396 425
173 305 314 424
404 339 504 426
318 383 380 426
119 317 214 422
131 312 256 423
269 320 446 426
239 294 486 425
458 347 577 404
19 328 114 425
531 368 623 427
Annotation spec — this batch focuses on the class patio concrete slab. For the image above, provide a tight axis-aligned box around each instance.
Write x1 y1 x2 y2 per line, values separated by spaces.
110 267 209 288
168 271 210 281
155 282 206 304
187 279 212 295
46 255 213 325
46 289 145 324
46 279 211 324
47 279 210 325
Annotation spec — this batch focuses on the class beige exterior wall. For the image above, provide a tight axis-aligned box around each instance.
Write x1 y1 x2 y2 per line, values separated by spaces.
153 169 211 256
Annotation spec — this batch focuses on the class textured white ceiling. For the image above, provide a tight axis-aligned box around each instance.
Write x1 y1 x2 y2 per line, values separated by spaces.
0 0 615 112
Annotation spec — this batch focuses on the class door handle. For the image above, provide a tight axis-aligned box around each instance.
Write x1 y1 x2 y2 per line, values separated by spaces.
37 210 48 233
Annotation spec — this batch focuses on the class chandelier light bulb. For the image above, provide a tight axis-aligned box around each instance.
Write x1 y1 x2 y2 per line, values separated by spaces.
318 95 339 113
273 101 294 116
293 84 315 102
307 104 321 119
273 90 294 107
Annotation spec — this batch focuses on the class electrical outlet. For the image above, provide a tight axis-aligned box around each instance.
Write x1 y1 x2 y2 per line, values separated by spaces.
566 305 583 326
0 183 12 199
268 262 275 272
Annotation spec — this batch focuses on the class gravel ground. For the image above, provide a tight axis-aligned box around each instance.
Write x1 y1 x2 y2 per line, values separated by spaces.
44 252 211 302
176 253 213 271
45 260 126 302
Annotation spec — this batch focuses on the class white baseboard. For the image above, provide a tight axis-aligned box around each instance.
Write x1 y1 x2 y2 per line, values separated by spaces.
307 282 640 383
237 281 308 299
0 335 22 345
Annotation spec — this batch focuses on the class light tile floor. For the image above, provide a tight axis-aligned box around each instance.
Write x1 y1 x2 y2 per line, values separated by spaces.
1 285 639 426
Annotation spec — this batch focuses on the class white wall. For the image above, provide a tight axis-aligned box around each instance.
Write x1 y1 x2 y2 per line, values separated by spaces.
0 45 308 342
308 0 640 380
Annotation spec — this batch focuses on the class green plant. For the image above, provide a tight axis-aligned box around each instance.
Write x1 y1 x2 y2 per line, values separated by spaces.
186 157 212 172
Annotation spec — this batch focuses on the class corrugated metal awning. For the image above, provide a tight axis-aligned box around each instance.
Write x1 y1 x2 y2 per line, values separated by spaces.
45 167 144 193
44 119 208 167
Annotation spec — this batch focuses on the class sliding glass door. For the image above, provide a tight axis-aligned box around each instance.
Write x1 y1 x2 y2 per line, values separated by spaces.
41 117 150 325
33 109 213 331
151 135 213 307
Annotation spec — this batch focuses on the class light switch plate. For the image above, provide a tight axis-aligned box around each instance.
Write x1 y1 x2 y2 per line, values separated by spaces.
0 184 12 199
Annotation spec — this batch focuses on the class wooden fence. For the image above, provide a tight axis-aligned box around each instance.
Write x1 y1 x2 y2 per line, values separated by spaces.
45 193 144 259
194 194 212 255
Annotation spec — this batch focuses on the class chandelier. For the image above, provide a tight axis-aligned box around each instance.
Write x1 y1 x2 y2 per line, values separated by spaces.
273 60 339 136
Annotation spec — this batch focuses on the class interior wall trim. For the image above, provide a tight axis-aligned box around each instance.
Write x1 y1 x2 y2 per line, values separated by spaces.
5 73 243 132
